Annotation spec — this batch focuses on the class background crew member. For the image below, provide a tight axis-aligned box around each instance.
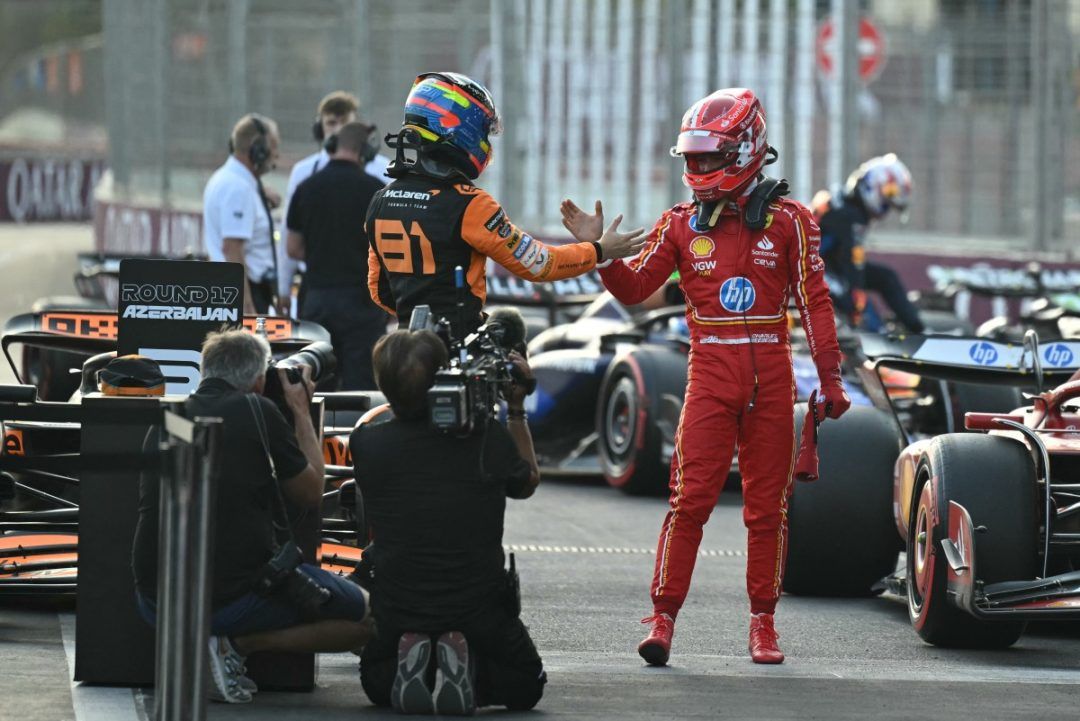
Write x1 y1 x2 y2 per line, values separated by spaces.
813 153 923 333
286 122 387 390
132 330 371 704
351 330 545 715
366 71 645 338
563 87 850 666
203 113 282 315
278 91 391 316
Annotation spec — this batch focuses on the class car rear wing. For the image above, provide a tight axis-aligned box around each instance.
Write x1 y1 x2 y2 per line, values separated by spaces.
858 333 1080 388
1 310 330 383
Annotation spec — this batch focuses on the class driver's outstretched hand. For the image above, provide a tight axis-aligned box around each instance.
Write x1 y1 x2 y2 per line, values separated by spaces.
597 214 647 261
560 198 605 243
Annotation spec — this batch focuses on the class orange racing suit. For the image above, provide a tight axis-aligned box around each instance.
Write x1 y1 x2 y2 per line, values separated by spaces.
366 175 598 337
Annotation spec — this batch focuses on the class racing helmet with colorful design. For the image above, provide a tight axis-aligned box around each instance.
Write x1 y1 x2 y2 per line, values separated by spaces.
844 153 913 219
397 71 501 180
670 88 772 201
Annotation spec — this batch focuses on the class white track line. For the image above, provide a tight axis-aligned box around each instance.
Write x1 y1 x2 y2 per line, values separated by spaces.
505 544 746 557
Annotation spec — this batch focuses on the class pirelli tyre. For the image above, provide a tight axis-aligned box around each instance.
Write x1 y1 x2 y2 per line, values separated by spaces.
597 347 686 496
784 404 902 596
907 434 1036 648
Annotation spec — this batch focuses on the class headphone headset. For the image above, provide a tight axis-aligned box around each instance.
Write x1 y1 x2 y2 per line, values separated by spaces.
312 117 325 143
247 114 272 173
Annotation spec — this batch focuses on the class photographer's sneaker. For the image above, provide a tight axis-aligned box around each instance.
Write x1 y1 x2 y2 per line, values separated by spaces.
207 636 253 704
391 633 434 714
433 631 476 716
218 635 257 693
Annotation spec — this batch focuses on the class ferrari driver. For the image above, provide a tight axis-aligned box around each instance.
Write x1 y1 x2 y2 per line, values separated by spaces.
367 72 644 338
562 88 850 665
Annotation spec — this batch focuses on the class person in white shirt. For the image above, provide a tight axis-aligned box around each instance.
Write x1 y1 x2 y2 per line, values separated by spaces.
203 113 281 315
277 91 391 316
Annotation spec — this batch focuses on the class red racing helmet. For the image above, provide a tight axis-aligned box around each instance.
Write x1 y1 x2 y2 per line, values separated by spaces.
671 88 771 202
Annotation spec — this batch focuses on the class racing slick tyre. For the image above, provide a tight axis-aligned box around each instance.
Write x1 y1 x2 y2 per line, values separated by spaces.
597 347 686 496
784 405 902 596
908 434 1037 648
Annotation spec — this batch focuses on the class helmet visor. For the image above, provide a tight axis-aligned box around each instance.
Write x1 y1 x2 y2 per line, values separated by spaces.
683 143 742 174
675 130 738 155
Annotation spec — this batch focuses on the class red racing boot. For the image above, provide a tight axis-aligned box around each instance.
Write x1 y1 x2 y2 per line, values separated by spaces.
748 614 784 664
638 613 675 666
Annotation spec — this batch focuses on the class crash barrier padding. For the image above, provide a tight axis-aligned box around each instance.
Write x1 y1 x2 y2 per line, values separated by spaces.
74 395 160 685
71 395 321 691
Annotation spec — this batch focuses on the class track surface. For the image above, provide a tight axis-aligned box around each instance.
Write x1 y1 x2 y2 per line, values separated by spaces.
2 481 1079 721
0 222 93 386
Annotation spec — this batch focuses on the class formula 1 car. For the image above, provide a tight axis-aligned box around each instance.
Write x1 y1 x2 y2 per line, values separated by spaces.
0 309 373 596
785 330 1080 648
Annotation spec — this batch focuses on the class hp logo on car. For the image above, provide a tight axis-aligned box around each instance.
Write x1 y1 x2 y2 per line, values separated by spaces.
968 341 999 366
719 277 756 313
1044 343 1074 368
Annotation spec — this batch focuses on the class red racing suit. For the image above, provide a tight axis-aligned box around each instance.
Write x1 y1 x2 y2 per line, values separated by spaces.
598 194 841 616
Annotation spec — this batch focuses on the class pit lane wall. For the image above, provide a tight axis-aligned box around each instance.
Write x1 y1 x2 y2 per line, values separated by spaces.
0 152 105 222
89 188 1077 326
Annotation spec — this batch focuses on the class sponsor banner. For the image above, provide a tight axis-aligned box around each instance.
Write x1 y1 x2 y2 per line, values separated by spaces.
873 250 1080 325
909 337 1080 372
118 259 244 394
93 199 203 258
0 156 105 222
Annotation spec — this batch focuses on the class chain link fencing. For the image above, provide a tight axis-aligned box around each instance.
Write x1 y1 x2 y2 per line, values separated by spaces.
85 0 1078 254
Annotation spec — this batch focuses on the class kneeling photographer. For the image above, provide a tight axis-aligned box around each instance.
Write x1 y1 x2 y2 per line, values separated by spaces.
351 323 545 715
131 329 371 704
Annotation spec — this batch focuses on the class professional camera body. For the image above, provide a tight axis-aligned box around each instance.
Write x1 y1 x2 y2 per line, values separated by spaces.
253 540 331 617
409 305 529 436
263 341 336 424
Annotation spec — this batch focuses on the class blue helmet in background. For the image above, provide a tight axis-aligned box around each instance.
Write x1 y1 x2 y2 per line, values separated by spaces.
387 71 501 181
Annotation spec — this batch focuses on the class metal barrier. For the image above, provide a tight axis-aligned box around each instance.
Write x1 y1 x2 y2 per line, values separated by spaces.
153 406 222 721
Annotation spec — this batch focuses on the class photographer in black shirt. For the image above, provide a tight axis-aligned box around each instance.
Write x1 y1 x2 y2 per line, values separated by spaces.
287 122 387 390
132 329 371 704
350 329 545 715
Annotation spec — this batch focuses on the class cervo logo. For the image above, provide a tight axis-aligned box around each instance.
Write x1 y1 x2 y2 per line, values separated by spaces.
968 341 999 366
689 236 715 259
1044 343 1075 368
719 277 755 313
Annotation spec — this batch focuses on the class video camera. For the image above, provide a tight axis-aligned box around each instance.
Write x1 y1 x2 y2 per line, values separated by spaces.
408 304 532 436
263 341 336 425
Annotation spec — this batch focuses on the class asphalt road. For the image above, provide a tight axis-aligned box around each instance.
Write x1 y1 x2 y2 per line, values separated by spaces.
0 222 94 385
3 479 1079 721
